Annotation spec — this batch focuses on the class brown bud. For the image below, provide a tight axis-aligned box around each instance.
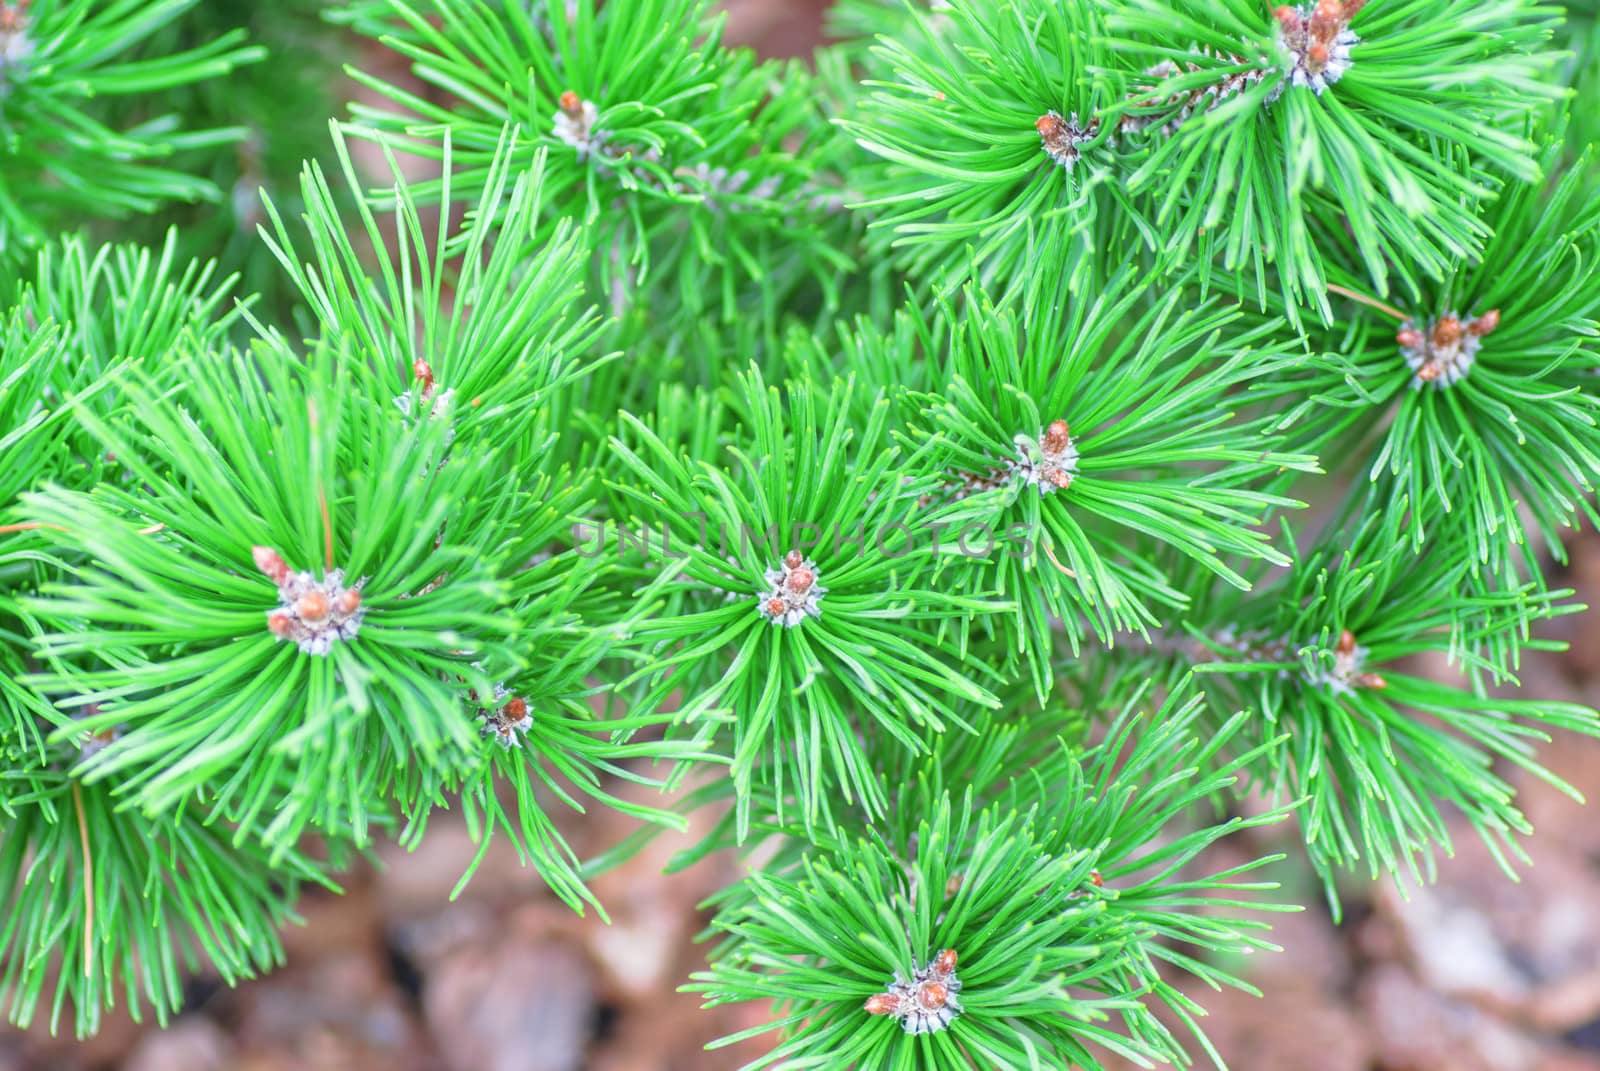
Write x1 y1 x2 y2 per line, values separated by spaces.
334 588 362 617
504 696 529 720
268 612 293 638
413 357 434 388
1044 468 1073 490
1396 327 1424 349
558 90 583 117
1357 671 1388 690
783 549 804 570
1344 0 1368 16
1416 362 1442 382
864 993 900 1016
1306 43 1330 69
1041 419 1071 455
296 590 330 623
918 982 949 1010
1089 869 1104 887
1469 308 1500 336
785 567 815 595
1273 5 1301 33
252 545 290 584
765 597 787 618
1309 0 1343 39
945 873 964 898
1035 112 1069 154
932 948 958 975
1432 315 1462 348
1337 628 1357 656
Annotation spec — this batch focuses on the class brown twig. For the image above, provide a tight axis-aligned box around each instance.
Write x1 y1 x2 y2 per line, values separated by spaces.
72 780 94 980
1327 283 1408 321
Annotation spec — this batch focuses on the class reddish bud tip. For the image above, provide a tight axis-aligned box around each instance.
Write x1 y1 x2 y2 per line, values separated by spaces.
413 357 434 384
268 612 293 638
784 549 804 570
504 696 528 720
297 590 330 622
1042 419 1071 454
786 568 815 595
1396 328 1424 349
334 588 362 617
918 982 949 1010
1432 315 1463 348
1417 362 1442 382
1273 5 1299 30
864 994 900 1016
765 597 786 617
253 544 287 577
1090 869 1105 887
1306 43 1330 67
1337 628 1357 656
945 874 964 898
933 948 958 975
1469 308 1500 336
1357 671 1389 690
1044 468 1073 490
558 90 582 116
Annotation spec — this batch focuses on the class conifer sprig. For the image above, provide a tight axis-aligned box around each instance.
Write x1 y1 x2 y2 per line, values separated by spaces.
608 367 1008 837
332 0 851 324
899 267 1316 689
0 0 265 262
691 688 1293 1071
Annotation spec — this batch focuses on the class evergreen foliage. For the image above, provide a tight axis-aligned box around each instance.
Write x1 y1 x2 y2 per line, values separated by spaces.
2 0 1599 1067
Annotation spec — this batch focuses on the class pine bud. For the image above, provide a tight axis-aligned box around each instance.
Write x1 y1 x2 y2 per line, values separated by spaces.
296 590 330 623
945 873 963 898
1431 315 1462 348
253 545 290 584
1337 628 1357 656
932 949 958 975
334 588 362 617
504 696 528 719
1396 327 1424 349
1035 112 1067 148
918 982 949 1010
1041 419 1071 454
413 357 435 391
785 567 815 595
558 90 583 118
1089 869 1105 887
864 994 900 1016
784 549 804 571
1274 5 1302 33
268 612 293 638
1468 308 1500 336
1309 0 1342 40
1357 671 1389 690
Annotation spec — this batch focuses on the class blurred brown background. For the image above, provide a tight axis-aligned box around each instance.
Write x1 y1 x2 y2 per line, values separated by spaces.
5 3 1600 1069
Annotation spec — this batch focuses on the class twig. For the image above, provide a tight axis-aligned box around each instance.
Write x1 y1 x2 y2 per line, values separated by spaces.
72 780 94 980
1327 283 1408 321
